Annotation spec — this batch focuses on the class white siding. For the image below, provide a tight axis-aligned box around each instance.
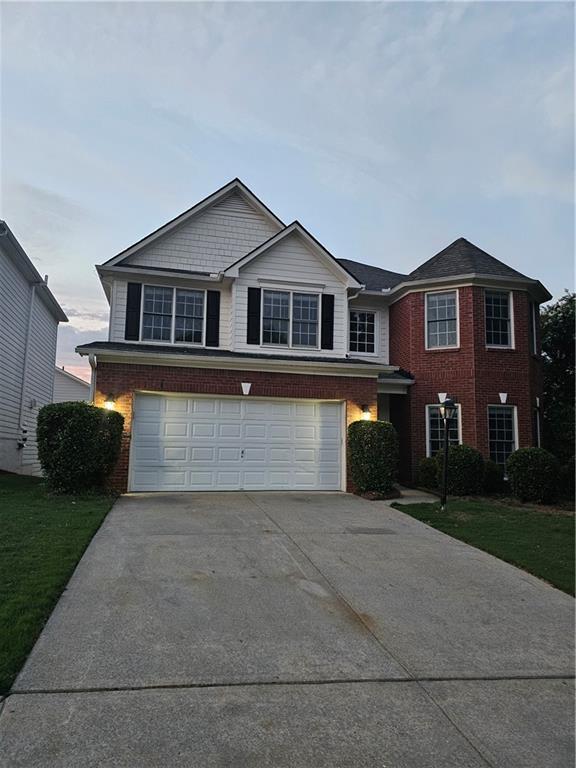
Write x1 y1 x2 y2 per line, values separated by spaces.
20 295 58 475
122 192 280 273
53 369 90 403
0 244 29 472
0 243 59 475
108 277 233 350
233 232 348 358
348 295 390 364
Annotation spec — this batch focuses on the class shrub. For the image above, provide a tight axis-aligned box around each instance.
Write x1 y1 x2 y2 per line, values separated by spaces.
483 460 506 495
417 457 438 489
37 402 124 493
348 420 399 494
559 458 575 500
506 448 560 503
435 444 484 496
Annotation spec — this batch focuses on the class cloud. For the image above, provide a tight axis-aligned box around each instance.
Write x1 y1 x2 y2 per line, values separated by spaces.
56 324 107 381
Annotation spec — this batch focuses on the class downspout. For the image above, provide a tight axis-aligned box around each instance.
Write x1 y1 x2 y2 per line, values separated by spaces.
88 353 97 403
17 281 43 448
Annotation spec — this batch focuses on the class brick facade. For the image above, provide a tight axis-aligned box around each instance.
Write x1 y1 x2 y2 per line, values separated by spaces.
389 286 542 480
94 362 378 492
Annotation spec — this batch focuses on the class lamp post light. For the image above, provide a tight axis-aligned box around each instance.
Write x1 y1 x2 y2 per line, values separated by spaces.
438 395 457 512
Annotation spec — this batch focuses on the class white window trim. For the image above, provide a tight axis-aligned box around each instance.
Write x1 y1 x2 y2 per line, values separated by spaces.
348 308 379 357
425 403 463 457
424 289 460 350
530 301 538 356
487 404 519 464
485 289 515 350
260 288 321 350
140 284 207 347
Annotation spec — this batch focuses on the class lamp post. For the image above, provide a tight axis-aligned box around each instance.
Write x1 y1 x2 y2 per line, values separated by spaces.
438 395 457 512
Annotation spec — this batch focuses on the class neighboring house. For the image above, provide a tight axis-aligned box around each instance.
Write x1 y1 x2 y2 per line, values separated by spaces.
76 179 550 492
53 367 90 403
0 222 68 475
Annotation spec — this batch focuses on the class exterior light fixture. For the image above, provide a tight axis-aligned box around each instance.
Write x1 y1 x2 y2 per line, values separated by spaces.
361 405 371 421
103 395 116 411
438 395 457 513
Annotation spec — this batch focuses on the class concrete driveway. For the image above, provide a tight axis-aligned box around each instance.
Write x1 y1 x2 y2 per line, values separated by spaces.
1 492 573 767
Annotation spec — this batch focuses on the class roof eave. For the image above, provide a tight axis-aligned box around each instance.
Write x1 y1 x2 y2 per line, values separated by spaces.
388 272 552 303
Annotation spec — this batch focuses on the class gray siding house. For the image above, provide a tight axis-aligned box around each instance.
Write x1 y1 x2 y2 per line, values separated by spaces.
0 222 68 475
53 367 90 403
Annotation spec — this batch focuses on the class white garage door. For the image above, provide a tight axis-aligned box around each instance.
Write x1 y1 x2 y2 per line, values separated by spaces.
130 394 343 492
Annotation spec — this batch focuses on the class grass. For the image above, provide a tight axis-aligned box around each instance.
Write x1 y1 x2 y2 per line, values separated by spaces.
393 498 575 596
0 473 116 694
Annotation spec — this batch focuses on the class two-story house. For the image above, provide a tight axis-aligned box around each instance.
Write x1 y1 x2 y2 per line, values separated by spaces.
77 179 550 492
0 222 68 475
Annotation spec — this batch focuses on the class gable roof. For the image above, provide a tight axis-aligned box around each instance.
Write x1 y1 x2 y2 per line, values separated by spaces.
223 221 363 288
337 258 407 291
54 366 90 387
408 237 530 281
102 178 285 268
0 221 68 322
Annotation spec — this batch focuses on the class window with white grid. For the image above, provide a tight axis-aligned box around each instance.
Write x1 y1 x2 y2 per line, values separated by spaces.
488 406 516 466
262 291 290 345
427 405 460 457
485 291 512 347
349 311 375 353
175 289 204 344
142 286 173 342
292 293 319 347
426 292 458 348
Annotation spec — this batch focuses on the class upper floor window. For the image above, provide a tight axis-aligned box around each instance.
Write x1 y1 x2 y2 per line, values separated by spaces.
485 290 513 347
426 404 461 457
262 290 319 348
349 310 376 354
142 286 173 342
488 405 517 466
142 285 205 344
426 291 458 348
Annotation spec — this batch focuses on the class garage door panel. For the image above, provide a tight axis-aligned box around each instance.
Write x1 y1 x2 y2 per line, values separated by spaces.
130 395 342 492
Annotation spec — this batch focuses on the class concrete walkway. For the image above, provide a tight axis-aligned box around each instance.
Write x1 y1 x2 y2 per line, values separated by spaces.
1 492 573 767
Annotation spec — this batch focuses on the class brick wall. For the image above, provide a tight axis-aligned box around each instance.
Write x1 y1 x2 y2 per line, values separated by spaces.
389 286 543 479
95 363 378 492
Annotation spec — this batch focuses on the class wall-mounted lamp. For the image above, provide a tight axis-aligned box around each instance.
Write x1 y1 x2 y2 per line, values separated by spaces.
103 395 116 411
361 405 371 421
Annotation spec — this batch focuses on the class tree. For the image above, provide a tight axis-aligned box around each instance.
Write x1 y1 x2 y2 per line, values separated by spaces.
541 292 575 463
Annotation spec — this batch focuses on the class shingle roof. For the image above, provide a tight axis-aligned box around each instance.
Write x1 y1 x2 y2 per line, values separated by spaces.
408 237 530 282
337 259 407 290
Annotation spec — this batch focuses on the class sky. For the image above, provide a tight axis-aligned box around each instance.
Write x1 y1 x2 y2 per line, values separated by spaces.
1 1 574 381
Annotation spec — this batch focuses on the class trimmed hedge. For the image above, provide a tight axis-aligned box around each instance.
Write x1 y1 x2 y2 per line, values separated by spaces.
483 459 506 495
417 457 438 489
559 458 575 500
506 447 559 503
348 420 399 494
435 444 484 496
37 402 124 493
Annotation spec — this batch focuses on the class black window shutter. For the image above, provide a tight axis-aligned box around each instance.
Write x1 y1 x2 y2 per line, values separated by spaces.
125 283 142 341
205 290 220 347
321 294 334 350
247 287 261 345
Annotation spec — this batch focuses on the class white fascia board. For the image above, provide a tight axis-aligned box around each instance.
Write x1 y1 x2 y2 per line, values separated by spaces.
223 222 363 289
377 379 414 394
75 346 391 378
101 179 285 268
97 264 225 283
388 273 551 303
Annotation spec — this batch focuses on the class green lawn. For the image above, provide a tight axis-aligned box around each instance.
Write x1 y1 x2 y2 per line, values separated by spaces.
394 498 575 596
0 473 116 693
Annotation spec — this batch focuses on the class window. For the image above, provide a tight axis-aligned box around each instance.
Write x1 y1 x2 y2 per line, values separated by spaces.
262 290 319 347
141 285 205 344
349 311 376 354
142 286 173 342
426 405 460 457
529 302 538 355
262 291 290 345
175 289 204 344
292 293 319 347
426 292 458 348
485 290 512 347
488 406 517 466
